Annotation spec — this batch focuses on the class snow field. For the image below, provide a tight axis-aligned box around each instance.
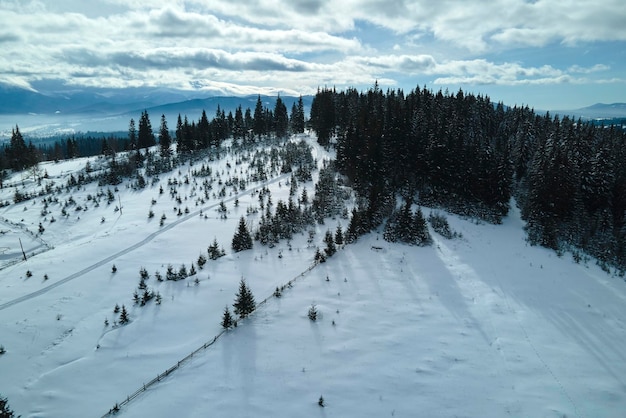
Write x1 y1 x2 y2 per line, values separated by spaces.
0 135 625 417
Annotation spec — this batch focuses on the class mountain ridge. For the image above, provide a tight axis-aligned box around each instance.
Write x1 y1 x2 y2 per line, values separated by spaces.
0 84 312 138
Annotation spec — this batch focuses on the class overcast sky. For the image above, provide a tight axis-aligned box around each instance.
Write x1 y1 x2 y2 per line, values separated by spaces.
1 0 624 110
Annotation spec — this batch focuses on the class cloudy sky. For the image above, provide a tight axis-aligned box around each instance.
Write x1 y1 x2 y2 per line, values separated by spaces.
1 0 625 110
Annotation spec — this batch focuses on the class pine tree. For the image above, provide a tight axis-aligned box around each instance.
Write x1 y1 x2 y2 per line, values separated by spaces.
119 305 129 324
158 114 172 157
312 165 342 220
233 279 255 318
221 306 234 329
334 224 344 246
137 110 155 149
139 267 149 280
324 230 336 257
0 394 17 418
345 208 364 243
197 253 207 269
198 109 211 148
253 95 265 139
310 88 335 146
274 95 289 138
208 238 225 259
233 105 245 140
7 125 28 171
176 114 194 153
178 264 188 280
232 217 253 252
166 264 176 281
244 107 253 142
141 288 153 305
290 95 305 134
384 202 412 243
314 247 326 263
412 207 432 246
128 118 137 150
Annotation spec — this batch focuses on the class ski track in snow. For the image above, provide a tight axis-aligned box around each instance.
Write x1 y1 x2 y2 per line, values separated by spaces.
0 172 291 312
432 235 520 415
432 232 582 418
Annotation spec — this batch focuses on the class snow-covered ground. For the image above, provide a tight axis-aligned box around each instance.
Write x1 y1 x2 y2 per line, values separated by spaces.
1 135 625 418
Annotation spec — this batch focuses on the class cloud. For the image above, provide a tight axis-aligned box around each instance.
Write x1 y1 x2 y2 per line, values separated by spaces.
0 32 21 43
568 64 610 74
348 54 618 88
0 0 623 106
350 55 437 74
62 47 316 73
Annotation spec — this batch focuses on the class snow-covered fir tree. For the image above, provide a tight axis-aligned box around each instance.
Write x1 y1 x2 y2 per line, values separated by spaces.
232 217 253 252
233 279 255 318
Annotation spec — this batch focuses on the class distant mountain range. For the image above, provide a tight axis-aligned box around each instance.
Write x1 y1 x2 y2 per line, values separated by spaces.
0 84 312 138
0 83 311 116
553 103 626 119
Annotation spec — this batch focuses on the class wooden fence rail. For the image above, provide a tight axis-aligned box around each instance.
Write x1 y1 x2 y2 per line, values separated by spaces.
102 260 320 417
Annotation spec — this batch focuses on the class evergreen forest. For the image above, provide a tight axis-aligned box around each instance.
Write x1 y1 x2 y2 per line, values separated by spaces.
310 85 626 271
1 87 625 272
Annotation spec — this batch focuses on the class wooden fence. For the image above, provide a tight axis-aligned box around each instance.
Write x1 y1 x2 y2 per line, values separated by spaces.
102 261 319 416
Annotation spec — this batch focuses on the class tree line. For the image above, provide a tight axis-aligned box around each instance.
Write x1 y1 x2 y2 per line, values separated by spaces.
310 85 626 272
0 94 306 185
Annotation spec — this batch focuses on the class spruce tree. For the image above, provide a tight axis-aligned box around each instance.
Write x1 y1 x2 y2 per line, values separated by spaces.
198 109 211 147
138 110 155 149
309 87 335 146
176 114 194 153
334 224 344 246
208 238 225 259
221 306 234 329
0 394 17 418
128 118 137 150
412 207 431 246
119 305 129 324
178 264 188 280
244 107 253 141
7 125 28 170
290 95 305 134
274 95 289 138
232 217 253 252
233 105 245 140
233 279 255 318
166 264 176 281
197 253 207 269
253 95 265 139
158 114 172 157
324 230 336 257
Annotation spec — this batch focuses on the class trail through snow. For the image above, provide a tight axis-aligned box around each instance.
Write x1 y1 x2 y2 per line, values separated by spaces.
0 172 290 311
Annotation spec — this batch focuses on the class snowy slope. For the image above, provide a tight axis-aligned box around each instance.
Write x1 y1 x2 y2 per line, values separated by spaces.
119 206 626 418
1 135 625 418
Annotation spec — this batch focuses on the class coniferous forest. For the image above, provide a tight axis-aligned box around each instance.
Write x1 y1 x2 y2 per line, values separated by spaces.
1 87 625 272
310 85 626 272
